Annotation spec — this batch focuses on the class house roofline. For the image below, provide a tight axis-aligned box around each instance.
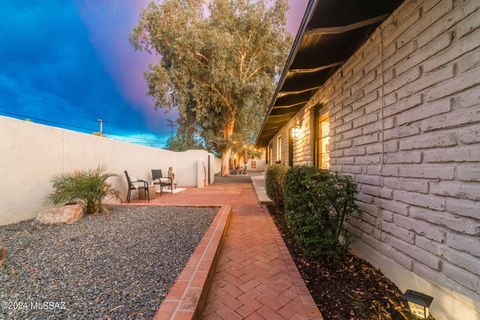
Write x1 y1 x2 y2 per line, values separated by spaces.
255 0 319 147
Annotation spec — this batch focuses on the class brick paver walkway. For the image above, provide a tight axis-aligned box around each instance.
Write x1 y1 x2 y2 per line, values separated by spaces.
201 204 322 320
124 177 322 319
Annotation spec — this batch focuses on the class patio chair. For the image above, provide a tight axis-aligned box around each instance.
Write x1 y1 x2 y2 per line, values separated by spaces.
124 171 149 203
151 169 173 195
240 164 248 175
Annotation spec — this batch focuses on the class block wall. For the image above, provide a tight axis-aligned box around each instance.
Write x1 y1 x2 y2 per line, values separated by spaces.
268 0 480 318
0 116 215 225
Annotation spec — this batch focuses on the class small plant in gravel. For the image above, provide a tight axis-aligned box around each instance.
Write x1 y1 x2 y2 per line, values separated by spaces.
47 166 120 214
266 165 289 207
284 166 359 263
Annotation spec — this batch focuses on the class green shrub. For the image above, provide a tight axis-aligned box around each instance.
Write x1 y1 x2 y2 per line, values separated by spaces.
266 165 288 207
284 166 359 263
47 166 120 214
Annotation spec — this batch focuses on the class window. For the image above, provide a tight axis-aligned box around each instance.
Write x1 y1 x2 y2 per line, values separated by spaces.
313 106 330 169
268 143 273 165
276 135 282 163
319 117 330 169
288 128 294 167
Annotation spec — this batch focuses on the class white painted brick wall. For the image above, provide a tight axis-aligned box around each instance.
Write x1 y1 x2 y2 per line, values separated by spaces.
266 0 480 317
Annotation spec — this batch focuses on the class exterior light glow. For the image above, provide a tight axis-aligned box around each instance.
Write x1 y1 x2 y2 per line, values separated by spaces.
403 289 433 319
291 126 303 139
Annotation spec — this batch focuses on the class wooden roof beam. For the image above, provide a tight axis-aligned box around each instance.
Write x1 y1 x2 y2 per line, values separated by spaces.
305 14 389 36
277 86 321 98
288 61 344 75
269 113 297 117
270 106 304 116
272 101 308 109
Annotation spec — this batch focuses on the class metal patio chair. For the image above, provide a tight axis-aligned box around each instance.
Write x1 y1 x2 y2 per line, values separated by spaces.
151 169 173 195
124 171 149 203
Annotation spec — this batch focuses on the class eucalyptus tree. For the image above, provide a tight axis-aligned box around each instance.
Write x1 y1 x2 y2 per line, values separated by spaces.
131 0 291 175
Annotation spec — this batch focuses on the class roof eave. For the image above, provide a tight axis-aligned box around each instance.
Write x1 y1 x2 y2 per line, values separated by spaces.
255 0 319 147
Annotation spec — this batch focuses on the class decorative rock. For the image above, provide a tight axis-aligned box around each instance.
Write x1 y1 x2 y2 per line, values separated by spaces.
0 206 215 319
36 204 84 224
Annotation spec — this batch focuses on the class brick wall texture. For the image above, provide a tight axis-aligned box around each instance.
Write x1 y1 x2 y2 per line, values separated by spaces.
268 0 480 316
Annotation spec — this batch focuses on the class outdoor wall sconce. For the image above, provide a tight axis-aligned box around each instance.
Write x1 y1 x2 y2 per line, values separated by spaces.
291 125 303 139
403 289 433 319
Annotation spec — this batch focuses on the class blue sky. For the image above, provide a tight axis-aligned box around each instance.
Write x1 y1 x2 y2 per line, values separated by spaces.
0 0 307 148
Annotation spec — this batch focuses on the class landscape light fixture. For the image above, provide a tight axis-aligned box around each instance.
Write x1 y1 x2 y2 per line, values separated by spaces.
403 289 433 319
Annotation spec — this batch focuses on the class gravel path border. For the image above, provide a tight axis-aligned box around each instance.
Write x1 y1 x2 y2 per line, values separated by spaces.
0 205 216 320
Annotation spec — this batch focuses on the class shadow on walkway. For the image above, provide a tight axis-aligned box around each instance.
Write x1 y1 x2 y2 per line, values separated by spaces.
214 174 252 184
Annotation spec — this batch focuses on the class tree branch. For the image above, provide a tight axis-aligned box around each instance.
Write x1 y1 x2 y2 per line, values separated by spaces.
190 76 232 109
246 64 268 80
195 51 209 62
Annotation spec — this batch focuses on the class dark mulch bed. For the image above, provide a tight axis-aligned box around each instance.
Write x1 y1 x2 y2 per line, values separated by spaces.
267 205 435 320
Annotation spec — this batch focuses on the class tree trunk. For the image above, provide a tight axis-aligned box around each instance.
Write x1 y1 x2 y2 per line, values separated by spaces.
221 119 235 177
86 200 95 214
221 147 232 177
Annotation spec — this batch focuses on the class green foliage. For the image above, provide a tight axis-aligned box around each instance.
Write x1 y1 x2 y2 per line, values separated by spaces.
246 147 263 159
284 166 359 263
266 165 288 207
130 0 291 157
47 167 120 215
166 132 204 152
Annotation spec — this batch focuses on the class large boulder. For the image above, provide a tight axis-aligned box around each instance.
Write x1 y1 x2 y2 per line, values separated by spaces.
37 204 84 224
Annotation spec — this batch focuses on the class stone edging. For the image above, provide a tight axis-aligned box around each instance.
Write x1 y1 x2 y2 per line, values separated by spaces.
153 205 232 320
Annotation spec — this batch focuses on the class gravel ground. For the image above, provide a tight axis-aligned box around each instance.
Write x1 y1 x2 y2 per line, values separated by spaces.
0 205 216 320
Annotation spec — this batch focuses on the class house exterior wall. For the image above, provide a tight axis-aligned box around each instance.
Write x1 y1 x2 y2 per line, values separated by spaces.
0 116 216 225
267 0 480 319
270 125 290 164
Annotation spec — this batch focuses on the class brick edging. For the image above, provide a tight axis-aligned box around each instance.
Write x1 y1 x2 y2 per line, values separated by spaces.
153 205 232 320
261 205 324 320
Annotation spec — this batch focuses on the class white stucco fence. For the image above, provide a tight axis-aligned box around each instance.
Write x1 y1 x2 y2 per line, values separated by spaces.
0 116 217 225
246 158 266 172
